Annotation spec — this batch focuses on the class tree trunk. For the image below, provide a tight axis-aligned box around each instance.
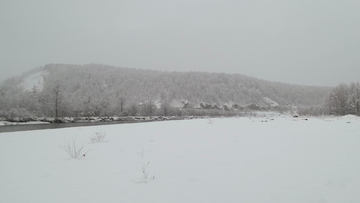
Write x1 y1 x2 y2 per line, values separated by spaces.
55 91 58 117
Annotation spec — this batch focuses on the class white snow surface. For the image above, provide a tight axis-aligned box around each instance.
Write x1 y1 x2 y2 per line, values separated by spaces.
1 116 360 203
340 114 360 120
20 70 46 92
263 97 279 107
0 121 49 126
170 99 189 108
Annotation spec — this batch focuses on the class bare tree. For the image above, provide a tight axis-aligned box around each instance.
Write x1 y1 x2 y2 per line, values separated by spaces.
53 82 62 118
141 99 156 117
161 100 171 117
349 82 360 115
128 103 138 116
119 96 126 112
326 83 349 115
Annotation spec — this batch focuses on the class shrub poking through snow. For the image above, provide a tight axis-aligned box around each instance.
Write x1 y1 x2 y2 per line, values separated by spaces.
60 138 91 159
142 161 156 182
89 130 108 143
135 161 156 183
207 118 214 124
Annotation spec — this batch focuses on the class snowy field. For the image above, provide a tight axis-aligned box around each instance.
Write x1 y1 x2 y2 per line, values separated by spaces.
1 116 360 203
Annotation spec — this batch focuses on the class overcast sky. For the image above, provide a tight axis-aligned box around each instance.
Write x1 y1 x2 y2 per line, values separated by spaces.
1 0 359 86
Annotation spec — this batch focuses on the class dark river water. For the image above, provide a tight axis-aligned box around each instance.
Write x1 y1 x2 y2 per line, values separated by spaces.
0 120 157 133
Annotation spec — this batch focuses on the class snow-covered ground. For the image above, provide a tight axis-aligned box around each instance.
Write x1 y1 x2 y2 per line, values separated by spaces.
20 70 46 92
0 121 49 126
1 116 360 203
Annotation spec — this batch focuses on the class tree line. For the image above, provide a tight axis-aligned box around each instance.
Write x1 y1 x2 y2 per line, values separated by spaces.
296 82 360 116
0 64 333 119
325 82 360 115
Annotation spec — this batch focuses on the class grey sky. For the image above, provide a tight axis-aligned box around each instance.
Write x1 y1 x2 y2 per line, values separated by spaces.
1 0 359 86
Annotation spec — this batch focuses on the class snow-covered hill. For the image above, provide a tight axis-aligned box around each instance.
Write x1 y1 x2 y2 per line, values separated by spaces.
21 63 331 108
0 64 332 117
1 116 359 202
19 69 47 92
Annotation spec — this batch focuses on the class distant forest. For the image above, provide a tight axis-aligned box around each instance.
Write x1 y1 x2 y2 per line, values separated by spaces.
0 64 332 118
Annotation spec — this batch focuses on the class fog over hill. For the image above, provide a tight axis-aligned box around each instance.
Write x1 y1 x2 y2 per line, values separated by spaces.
0 64 332 117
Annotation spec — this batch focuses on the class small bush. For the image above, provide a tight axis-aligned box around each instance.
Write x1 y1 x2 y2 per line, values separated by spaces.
136 161 156 183
6 108 35 122
89 130 108 144
60 138 91 159
207 118 214 124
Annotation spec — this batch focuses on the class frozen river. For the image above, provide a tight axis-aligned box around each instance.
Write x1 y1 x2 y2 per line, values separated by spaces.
0 120 156 133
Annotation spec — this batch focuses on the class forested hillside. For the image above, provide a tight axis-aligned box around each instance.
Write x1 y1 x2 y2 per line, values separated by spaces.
0 64 332 118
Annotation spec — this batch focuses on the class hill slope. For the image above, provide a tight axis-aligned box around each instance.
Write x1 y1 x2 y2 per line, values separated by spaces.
0 64 331 117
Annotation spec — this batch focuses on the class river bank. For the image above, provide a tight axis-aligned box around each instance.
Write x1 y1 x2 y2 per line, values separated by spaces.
0 116 206 133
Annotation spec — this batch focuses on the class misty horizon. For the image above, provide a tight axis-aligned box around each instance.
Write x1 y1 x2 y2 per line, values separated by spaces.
2 63 338 88
1 1 360 86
